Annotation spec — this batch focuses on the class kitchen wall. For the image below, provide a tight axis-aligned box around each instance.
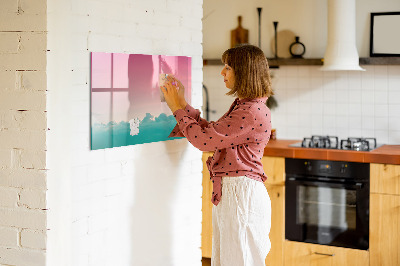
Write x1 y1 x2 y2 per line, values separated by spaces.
203 0 400 144
1 0 203 265
204 0 400 58
271 65 400 144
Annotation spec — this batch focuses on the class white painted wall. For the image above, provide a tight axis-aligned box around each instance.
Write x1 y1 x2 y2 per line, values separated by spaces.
203 0 400 144
46 0 203 266
0 0 48 265
203 0 400 58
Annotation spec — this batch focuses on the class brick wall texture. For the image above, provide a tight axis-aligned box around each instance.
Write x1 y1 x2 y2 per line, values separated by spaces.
0 0 48 265
1 0 204 265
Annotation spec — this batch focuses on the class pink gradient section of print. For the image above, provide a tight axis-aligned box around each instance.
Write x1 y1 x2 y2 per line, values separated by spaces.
91 53 111 88
91 52 191 124
113 53 129 88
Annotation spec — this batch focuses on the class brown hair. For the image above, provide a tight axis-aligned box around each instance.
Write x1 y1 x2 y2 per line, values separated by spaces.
221 44 273 99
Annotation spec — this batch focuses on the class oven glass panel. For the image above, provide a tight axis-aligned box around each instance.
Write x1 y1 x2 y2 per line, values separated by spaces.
297 186 357 230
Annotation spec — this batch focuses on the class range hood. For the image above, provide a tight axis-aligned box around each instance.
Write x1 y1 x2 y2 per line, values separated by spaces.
320 0 365 71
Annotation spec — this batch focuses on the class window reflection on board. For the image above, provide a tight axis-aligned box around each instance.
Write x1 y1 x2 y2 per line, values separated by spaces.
90 52 191 150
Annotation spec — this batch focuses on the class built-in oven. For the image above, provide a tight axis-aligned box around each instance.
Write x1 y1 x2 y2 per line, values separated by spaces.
285 158 370 250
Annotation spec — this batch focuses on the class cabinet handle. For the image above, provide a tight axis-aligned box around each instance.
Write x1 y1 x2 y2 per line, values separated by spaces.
314 252 335 257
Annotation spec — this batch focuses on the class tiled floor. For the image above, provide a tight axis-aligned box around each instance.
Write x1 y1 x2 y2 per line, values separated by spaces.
202 257 211 266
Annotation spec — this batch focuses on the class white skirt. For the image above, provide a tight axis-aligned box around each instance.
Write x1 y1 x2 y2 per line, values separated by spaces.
212 176 271 266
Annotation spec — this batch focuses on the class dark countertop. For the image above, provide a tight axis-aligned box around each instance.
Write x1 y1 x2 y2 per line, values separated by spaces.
263 139 400 165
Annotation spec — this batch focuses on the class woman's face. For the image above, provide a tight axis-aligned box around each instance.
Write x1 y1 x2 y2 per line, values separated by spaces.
221 64 235 89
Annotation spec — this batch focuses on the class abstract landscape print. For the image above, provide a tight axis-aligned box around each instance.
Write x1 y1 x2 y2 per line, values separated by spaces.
90 52 191 150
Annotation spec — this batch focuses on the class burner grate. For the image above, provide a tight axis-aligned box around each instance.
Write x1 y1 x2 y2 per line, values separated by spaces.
296 136 378 151
340 137 377 151
301 135 339 149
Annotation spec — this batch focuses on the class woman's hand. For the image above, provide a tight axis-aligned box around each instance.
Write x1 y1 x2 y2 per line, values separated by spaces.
161 76 184 113
169 75 187 108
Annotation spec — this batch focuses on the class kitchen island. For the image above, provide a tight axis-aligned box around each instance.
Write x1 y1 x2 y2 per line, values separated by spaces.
202 140 400 266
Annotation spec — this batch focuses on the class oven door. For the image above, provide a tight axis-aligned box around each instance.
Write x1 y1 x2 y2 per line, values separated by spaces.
285 177 369 250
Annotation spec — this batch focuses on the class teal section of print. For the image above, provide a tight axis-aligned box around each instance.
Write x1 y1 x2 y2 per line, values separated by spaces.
91 113 182 150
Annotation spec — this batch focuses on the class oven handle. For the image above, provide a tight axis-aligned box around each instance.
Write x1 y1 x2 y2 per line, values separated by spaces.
286 177 364 189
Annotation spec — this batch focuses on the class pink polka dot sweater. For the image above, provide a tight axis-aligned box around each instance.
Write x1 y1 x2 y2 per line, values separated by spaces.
169 97 272 206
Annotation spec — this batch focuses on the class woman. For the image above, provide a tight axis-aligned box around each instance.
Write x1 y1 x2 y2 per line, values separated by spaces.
162 44 273 266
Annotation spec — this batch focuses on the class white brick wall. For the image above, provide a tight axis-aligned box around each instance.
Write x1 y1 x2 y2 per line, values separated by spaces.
0 0 48 265
0 208 46 230
47 1 203 266
0 247 46 266
0 169 47 189
21 229 47 250
2 1 204 265
0 227 19 247
0 187 19 208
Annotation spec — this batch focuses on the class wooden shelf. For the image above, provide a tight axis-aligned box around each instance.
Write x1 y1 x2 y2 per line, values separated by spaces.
268 58 322 67
202 59 223 66
203 57 400 67
359 57 400 65
203 58 323 67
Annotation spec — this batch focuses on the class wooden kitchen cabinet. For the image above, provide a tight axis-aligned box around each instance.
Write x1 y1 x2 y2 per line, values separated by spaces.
201 154 286 266
370 193 400 266
264 184 285 266
202 152 213 258
370 163 400 266
261 156 285 186
262 156 285 266
284 241 369 266
370 163 400 195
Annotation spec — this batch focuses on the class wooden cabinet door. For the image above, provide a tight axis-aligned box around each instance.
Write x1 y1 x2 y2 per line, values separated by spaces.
262 156 285 265
370 163 400 195
370 193 400 266
284 241 369 266
262 156 285 186
264 184 284 266
202 152 213 258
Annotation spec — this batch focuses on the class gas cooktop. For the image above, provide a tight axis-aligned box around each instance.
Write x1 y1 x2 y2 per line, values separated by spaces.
289 135 383 151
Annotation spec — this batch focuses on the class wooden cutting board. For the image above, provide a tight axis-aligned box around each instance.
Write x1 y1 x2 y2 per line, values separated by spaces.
231 16 249 48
